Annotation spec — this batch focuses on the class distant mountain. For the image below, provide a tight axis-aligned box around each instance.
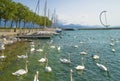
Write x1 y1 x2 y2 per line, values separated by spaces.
56 22 103 29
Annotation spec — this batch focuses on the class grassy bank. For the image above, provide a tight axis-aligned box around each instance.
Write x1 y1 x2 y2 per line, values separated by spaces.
0 41 29 71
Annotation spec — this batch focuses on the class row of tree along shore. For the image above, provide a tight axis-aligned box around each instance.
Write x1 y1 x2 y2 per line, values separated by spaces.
0 0 52 29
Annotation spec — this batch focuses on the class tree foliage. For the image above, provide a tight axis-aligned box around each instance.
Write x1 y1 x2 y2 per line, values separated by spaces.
0 0 52 28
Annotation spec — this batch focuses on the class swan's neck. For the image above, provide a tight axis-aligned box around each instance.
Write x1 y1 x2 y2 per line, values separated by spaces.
26 53 27 56
70 70 73 81
46 58 48 67
81 57 84 66
25 62 28 72
68 54 70 62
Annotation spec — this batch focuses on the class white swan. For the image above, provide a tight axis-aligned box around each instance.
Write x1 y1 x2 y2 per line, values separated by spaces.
92 55 100 60
31 47 35 52
74 45 78 48
0 55 6 59
60 53 71 63
96 63 108 71
75 57 85 70
112 48 115 52
0 42 5 50
57 46 61 51
33 71 39 81
17 53 28 59
80 51 87 55
75 65 85 70
38 58 47 63
45 59 52 72
12 61 28 76
110 43 114 46
50 45 56 49
36 49 43 52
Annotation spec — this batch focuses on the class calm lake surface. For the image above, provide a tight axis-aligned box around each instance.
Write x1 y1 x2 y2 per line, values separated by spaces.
0 30 120 81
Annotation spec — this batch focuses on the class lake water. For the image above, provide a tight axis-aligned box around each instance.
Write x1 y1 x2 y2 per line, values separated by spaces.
0 30 120 81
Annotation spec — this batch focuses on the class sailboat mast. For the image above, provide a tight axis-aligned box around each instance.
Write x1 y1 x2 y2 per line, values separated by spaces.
44 0 47 28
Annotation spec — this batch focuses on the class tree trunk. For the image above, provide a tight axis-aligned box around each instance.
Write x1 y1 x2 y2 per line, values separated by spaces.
18 20 21 28
10 20 13 28
4 20 7 28
0 18 2 26
15 21 18 28
23 21 26 28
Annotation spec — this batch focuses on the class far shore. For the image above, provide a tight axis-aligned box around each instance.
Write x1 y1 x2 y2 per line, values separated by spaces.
62 27 120 30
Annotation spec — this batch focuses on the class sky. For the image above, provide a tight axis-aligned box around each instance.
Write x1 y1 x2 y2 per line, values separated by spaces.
14 0 120 27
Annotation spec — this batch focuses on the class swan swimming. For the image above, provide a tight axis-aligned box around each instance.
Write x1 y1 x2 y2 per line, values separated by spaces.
38 58 47 63
17 53 28 59
112 48 115 52
75 57 85 70
12 61 28 76
45 59 52 72
60 53 71 63
96 63 108 71
74 45 78 48
36 49 43 52
92 55 100 60
80 51 87 55
33 71 39 81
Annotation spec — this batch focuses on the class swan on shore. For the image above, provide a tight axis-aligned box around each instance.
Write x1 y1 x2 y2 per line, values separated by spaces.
96 63 108 71
33 71 39 81
12 61 28 76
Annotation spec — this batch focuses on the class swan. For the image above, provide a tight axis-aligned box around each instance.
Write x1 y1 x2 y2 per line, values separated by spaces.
17 53 28 59
33 71 39 81
60 53 71 63
110 43 114 46
75 65 85 70
75 57 85 70
96 63 108 71
38 58 47 63
50 45 56 49
74 45 78 48
36 49 43 52
112 48 115 52
12 61 28 76
80 51 87 55
31 47 35 52
38 53 47 63
45 59 52 72
70 69 73 81
0 43 5 50
92 55 100 60
0 55 6 59
57 46 61 51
